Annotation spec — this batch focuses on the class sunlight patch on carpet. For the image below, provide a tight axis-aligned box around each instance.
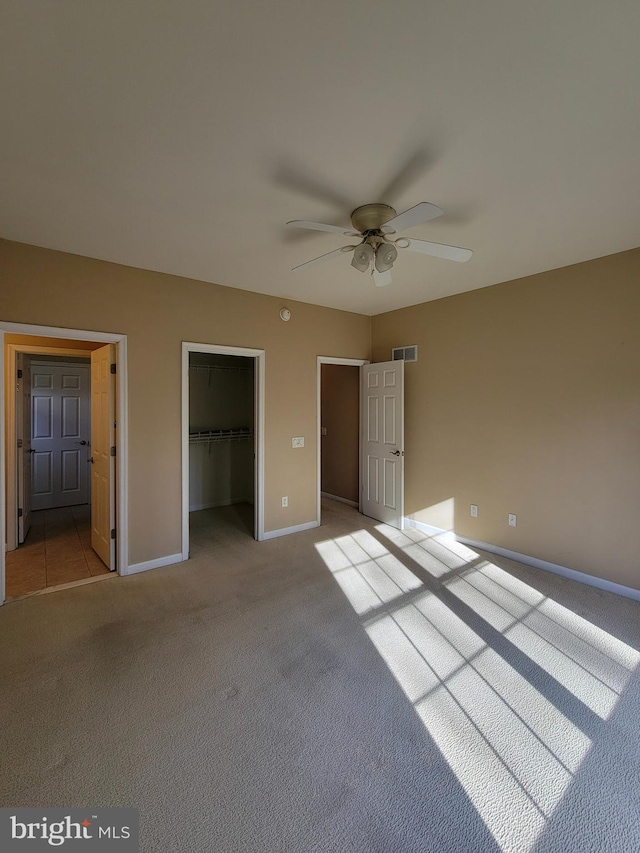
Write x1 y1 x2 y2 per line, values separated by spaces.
315 530 422 616
316 526 640 853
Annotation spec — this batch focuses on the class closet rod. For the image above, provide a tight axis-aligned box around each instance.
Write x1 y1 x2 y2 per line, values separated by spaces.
189 428 253 445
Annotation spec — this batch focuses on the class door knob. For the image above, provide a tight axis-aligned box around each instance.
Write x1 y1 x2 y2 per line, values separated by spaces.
75 440 88 445
390 450 401 456
89 457 94 464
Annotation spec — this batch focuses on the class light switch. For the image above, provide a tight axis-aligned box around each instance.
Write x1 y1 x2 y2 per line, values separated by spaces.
321 427 327 436
292 437 304 448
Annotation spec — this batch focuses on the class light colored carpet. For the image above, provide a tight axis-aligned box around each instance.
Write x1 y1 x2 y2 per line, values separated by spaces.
1 499 639 852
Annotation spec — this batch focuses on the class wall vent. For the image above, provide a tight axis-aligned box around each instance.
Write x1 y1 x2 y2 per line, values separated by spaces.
392 345 418 363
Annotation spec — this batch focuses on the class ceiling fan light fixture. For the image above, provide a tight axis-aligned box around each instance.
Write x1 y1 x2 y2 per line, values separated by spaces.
287 199 472 282
351 242 374 272
375 242 398 273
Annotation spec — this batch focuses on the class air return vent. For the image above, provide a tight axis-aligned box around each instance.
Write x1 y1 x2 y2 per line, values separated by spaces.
392 345 418 363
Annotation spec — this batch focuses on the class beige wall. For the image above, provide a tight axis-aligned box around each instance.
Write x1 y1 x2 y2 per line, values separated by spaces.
5 237 639 591
372 248 640 591
1 239 370 564
321 364 359 503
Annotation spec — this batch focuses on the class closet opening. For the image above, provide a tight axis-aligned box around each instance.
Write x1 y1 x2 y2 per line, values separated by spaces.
182 343 265 557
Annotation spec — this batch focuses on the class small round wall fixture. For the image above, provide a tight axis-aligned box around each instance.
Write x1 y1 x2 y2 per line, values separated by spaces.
280 308 291 322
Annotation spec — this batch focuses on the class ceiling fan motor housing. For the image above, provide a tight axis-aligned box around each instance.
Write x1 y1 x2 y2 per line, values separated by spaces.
351 203 397 234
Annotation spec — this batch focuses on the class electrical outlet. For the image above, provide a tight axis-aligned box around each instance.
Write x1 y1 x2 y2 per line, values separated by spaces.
470 504 478 518
282 496 288 508
321 426 327 436
508 513 517 527
292 437 304 448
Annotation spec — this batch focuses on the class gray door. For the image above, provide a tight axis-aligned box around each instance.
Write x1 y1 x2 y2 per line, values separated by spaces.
31 362 91 510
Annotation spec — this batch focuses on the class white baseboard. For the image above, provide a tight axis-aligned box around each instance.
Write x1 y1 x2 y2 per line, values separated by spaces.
124 552 184 576
404 518 450 537
404 518 640 603
321 492 359 509
261 520 320 541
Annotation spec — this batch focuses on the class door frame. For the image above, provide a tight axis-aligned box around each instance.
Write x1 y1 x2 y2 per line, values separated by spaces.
316 356 369 526
0 322 129 604
181 342 265 558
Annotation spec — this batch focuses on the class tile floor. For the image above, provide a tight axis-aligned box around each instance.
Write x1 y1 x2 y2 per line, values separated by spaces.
5 505 111 598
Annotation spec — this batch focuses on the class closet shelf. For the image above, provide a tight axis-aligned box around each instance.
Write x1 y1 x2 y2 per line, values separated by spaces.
190 364 252 374
189 428 253 445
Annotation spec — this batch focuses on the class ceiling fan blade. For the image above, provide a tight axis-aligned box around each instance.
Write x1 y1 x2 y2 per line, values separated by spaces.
375 149 431 205
381 202 444 233
403 238 472 262
274 160 356 209
292 246 351 271
373 269 393 287
286 219 357 236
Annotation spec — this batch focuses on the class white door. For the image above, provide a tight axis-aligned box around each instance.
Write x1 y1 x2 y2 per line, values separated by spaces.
31 362 91 510
361 360 404 529
91 344 116 570
17 354 32 543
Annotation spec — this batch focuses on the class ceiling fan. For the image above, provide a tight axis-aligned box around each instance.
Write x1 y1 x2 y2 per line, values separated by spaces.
286 202 472 286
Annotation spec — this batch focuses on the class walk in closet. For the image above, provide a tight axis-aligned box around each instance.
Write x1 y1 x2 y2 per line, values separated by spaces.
188 353 254 521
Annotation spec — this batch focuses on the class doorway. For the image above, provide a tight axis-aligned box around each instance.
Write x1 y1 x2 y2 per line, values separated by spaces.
0 323 128 604
316 356 405 529
316 357 368 524
181 342 265 558
6 354 101 598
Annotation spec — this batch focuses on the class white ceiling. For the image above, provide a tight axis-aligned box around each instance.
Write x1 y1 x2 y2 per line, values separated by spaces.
2 1 639 316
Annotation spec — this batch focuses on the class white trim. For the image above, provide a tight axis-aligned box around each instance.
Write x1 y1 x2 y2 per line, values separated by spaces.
126 552 184 575
321 491 359 508
316 356 368 527
261 520 319 540
0 322 129 601
181 342 265 559
0 322 124 343
317 356 370 366
404 518 640 603
404 518 448 537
